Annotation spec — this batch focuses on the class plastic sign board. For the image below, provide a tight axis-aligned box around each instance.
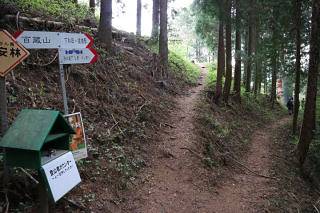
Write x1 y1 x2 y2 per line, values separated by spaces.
59 48 98 64
40 151 81 202
64 112 88 161
13 31 93 49
0 30 30 77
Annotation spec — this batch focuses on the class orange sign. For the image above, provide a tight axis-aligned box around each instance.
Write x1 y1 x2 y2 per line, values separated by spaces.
0 30 29 77
65 112 87 161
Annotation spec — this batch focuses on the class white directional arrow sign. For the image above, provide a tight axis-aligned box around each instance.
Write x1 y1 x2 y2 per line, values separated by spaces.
58 48 98 64
13 31 93 49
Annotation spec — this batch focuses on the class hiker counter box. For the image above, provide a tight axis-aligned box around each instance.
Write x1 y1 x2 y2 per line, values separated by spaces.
0 109 76 169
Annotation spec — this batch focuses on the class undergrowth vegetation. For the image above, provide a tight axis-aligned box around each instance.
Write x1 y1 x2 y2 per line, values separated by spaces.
205 62 218 87
168 51 201 84
3 0 94 24
194 85 286 183
266 121 318 212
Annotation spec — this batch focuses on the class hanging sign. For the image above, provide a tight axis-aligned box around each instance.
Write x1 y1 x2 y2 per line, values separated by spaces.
40 151 81 202
59 48 98 64
13 31 93 49
0 30 29 77
64 112 88 161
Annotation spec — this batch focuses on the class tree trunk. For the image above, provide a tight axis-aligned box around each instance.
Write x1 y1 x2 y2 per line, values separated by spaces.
136 0 142 37
254 27 259 95
159 0 168 79
243 29 248 87
270 53 277 108
151 0 160 42
295 0 320 165
90 0 95 14
246 24 253 92
216 22 225 103
98 0 112 50
293 0 302 134
223 0 232 103
233 0 241 102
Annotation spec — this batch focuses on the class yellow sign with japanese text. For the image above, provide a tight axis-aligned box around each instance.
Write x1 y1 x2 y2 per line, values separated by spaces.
0 30 29 77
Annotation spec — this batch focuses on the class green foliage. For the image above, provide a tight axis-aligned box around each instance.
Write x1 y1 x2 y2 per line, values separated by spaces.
7 0 94 24
205 62 218 87
168 47 201 84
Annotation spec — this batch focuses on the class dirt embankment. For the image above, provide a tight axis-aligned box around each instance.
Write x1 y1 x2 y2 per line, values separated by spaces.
0 9 194 212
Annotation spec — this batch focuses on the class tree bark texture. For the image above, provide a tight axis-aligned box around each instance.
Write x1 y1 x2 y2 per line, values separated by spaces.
136 0 142 37
90 0 95 15
243 30 248 87
270 53 277 108
152 0 160 42
254 27 259 95
295 0 320 165
293 0 302 134
216 23 225 102
223 0 232 103
233 0 241 102
159 0 168 79
246 25 253 92
98 0 112 50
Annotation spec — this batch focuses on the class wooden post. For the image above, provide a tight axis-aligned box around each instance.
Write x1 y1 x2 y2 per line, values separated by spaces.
38 170 49 213
0 76 9 188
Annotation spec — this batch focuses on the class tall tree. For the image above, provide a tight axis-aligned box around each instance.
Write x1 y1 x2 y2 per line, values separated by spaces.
90 0 95 15
246 21 253 92
295 0 320 165
253 27 259 95
151 0 160 42
233 0 242 102
98 0 112 50
293 0 302 134
216 22 225 102
223 0 232 103
136 0 142 37
159 0 168 78
270 5 279 107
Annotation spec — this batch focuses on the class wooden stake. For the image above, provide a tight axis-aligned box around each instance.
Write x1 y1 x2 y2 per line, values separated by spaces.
0 76 9 189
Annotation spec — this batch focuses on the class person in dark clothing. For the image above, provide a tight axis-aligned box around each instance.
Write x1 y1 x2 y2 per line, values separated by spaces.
287 97 293 115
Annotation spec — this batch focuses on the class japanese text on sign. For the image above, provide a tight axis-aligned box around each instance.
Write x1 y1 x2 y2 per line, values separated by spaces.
64 112 88 161
14 31 93 49
0 30 29 77
41 152 81 202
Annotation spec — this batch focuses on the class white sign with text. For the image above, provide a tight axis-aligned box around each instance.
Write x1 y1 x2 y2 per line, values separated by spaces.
59 48 98 64
14 31 93 49
41 151 81 202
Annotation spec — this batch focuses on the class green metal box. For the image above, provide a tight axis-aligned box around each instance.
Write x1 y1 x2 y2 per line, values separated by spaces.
0 109 76 169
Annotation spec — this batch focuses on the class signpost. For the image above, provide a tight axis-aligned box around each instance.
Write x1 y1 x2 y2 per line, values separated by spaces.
0 30 30 77
14 31 93 49
14 30 97 115
59 48 98 64
7 30 96 210
0 30 30 191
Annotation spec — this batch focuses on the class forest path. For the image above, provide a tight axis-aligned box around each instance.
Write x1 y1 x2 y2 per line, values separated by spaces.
122 66 289 213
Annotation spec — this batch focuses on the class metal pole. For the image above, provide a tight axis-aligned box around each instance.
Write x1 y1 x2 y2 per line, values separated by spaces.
0 76 9 188
59 63 68 114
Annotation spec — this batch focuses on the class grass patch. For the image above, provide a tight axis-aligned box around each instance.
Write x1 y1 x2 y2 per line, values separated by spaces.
5 0 94 24
168 51 201 84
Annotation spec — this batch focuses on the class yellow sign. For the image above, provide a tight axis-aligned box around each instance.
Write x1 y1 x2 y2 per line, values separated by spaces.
0 30 29 77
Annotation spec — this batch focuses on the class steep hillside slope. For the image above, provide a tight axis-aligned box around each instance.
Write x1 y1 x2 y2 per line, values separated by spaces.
0 3 200 212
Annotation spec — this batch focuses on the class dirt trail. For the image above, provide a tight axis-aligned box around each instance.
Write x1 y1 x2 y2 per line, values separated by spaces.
123 66 289 213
